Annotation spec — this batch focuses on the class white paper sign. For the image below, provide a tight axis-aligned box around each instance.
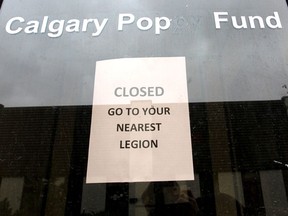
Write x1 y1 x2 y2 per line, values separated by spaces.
86 57 194 183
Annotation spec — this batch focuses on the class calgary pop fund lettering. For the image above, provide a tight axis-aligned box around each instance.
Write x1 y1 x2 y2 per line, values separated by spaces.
5 14 171 38
5 11 283 38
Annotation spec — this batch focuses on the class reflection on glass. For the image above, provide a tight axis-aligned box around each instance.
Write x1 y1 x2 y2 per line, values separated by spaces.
1 100 288 215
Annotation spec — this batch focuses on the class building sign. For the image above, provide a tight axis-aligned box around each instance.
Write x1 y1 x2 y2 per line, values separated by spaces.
0 1 288 107
86 57 194 183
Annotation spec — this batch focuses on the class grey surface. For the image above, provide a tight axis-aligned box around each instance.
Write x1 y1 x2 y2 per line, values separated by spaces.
0 0 288 107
